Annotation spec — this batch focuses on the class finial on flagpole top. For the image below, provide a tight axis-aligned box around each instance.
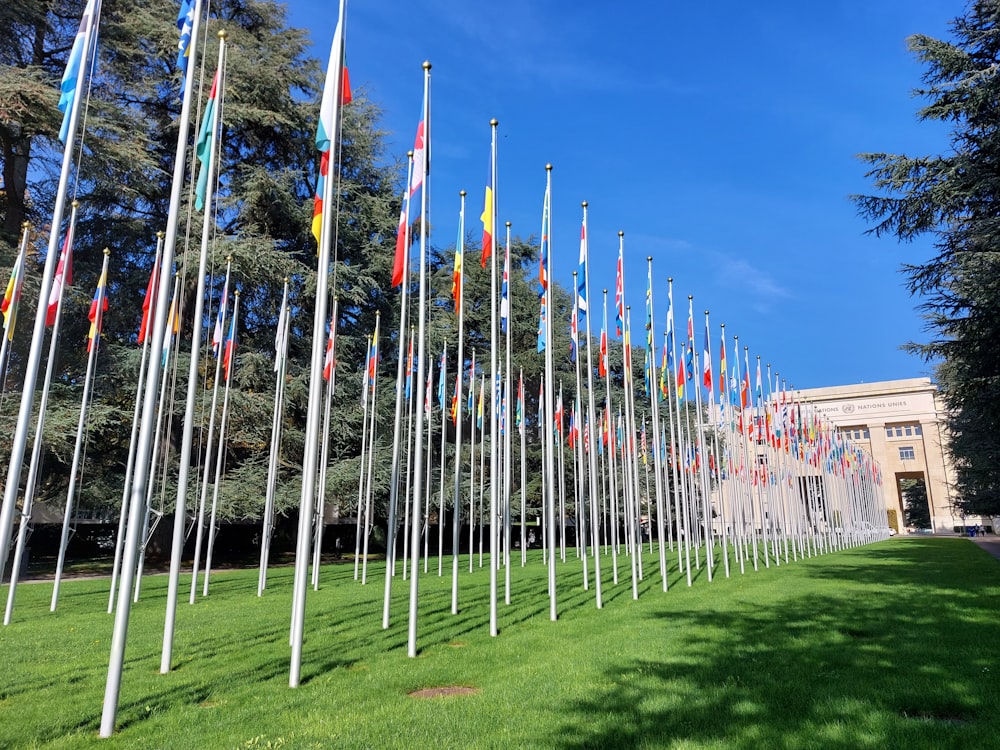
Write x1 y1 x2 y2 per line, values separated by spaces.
688 295 693 301
423 61 432 71
218 30 228 40
234 289 240 298
647 256 652 262
460 190 466 197
21 221 30 230
704 310 709 315
582 200 588 208
103 247 110 256
668 276 673 282
745 346 749 351
491 118 499 127
156 231 164 239
618 231 624 237
407 150 413 158
545 163 552 171
226 255 233 262
603 288 607 294
375 310 381 318
505 221 511 228
284 276 289 283
626 305 631 311
71 200 79 208
572 271 578 277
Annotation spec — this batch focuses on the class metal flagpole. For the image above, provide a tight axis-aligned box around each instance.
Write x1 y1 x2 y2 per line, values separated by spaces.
313 300 338 590
571 274 588 590
202 291 239 596
406 62 431 658
0 0 102 591
354 334 373 580
579 203 602 606
289 0 346 687
106 0 203 730
503 222 513 604
518 369 527 568
259 278 290 595
3 206 79 623
383 153 414 626
162 27 227 675
108 232 162 612
486 120 500 635
602 290 619 584
542 165 557 622
437 342 447 577
49 248 111 612
189 255 231 603
361 314 381 584
644 257 668 592
450 191 466 615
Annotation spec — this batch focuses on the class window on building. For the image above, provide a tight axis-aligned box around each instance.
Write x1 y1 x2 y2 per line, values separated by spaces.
904 425 913 436
915 425 922 436
862 428 870 438
899 446 915 461
886 427 893 438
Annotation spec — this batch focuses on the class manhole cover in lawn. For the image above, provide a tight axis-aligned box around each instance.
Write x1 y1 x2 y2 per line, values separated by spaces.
409 686 479 699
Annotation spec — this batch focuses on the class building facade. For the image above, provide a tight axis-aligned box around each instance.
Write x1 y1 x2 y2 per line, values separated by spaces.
793 378 988 534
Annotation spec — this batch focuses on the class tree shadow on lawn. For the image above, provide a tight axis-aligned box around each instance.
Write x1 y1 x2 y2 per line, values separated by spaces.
550 542 1000 750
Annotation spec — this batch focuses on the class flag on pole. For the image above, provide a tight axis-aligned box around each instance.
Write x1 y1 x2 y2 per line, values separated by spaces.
437 349 446 409
537 296 546 354
312 16 349 248
719 329 727 399
323 326 336 382
274 285 289 372
569 296 578 364
480 147 494 268
87 266 109 352
577 220 588 319
538 185 550 294
614 247 624 337
176 0 195 98
516 372 524 435
46 232 74 326
702 316 712 391
599 303 608 378
367 327 379 388
59 0 98 143
212 272 229 357
755 357 763 407
554 391 564 436
466 354 475 413
162 291 180 367
223 311 237 381
568 403 576 449
500 235 510 332
404 332 415 397
476 380 485 429
685 298 695 382
2 244 26 340
451 214 463 313
392 188 409 288
137 262 158 344
194 69 220 211
451 372 459 425
408 118 427 197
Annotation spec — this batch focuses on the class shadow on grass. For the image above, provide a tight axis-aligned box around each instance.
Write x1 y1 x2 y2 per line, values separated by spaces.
551 540 1000 750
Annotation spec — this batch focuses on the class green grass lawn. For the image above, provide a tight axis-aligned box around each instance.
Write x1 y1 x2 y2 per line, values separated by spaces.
1 537 998 749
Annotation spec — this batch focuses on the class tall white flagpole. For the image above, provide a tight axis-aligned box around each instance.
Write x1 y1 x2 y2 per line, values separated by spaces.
189 255 231 603
105 1 205 732
0 0 101 585
542 165 557 622
503 221 513 604
405 62 431 658
259 278 290 595
579 203 602 606
645 257 668 592
50 247 111 610
313 300 339 590
450 191 466 614
361 314 381 584
161 28 228 673
437 342 447 577
202 290 239 596
108 232 162 612
3 205 79 623
382 153 415 627
289 0 346 687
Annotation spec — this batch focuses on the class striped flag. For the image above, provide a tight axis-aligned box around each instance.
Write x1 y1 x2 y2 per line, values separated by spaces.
1 243 26 341
59 0 98 143
576 219 587 319
194 69 220 211
312 15 349 247
480 144 494 268
136 262 158 344
46 232 74 327
212 271 229 357
702 315 712 391
176 0 195 97
451 210 463 313
223 311 237 381
87 266 109 352
323 322 335 382
614 247 624 337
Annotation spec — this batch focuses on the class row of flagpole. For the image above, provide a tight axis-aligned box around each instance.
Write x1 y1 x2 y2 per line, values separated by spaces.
0 0 891 737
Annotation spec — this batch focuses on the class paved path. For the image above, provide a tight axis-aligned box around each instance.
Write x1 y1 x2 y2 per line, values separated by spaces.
970 537 1000 562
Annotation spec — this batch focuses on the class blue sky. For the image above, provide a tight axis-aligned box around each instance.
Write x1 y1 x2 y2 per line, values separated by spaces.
288 0 956 390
